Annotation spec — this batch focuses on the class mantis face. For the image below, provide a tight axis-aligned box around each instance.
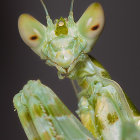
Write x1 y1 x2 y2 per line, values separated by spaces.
18 1 104 75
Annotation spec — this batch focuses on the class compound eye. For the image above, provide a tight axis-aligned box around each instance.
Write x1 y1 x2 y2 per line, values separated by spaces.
18 14 46 58
77 2 105 39
30 35 38 41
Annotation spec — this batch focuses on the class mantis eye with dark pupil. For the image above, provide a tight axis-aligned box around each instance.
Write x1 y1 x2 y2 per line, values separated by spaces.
91 24 99 31
30 35 38 40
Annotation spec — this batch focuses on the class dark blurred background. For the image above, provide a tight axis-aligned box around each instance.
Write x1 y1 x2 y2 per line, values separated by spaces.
1 0 140 139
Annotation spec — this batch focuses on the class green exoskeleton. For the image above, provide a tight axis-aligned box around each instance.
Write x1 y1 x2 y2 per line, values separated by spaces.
13 0 140 140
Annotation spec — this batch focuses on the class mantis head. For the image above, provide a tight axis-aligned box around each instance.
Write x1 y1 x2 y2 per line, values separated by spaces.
18 0 104 76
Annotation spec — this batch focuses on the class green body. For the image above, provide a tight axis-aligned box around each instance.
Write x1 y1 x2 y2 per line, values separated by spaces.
69 55 140 139
13 1 140 140
13 80 94 140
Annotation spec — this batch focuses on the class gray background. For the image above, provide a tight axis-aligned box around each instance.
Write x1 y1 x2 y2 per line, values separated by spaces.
1 0 140 139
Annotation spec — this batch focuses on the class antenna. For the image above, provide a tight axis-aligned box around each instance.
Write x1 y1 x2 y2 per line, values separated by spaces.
68 0 75 22
40 0 49 17
40 0 54 27
70 0 74 14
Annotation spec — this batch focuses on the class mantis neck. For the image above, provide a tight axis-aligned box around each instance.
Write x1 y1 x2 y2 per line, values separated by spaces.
69 55 111 94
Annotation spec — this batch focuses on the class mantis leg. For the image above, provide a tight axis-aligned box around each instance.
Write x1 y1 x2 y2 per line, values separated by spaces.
13 80 95 140
13 93 41 140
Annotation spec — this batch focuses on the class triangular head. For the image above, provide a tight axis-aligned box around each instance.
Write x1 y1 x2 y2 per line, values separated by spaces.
18 0 104 75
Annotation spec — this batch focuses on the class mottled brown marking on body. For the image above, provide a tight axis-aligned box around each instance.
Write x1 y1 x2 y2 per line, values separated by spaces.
32 138 40 140
42 132 51 139
22 112 32 126
95 116 105 130
30 35 38 40
91 24 99 31
33 104 43 117
107 112 119 125
96 93 101 96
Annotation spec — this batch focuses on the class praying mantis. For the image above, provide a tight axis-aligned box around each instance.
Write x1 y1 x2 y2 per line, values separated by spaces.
13 0 140 139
